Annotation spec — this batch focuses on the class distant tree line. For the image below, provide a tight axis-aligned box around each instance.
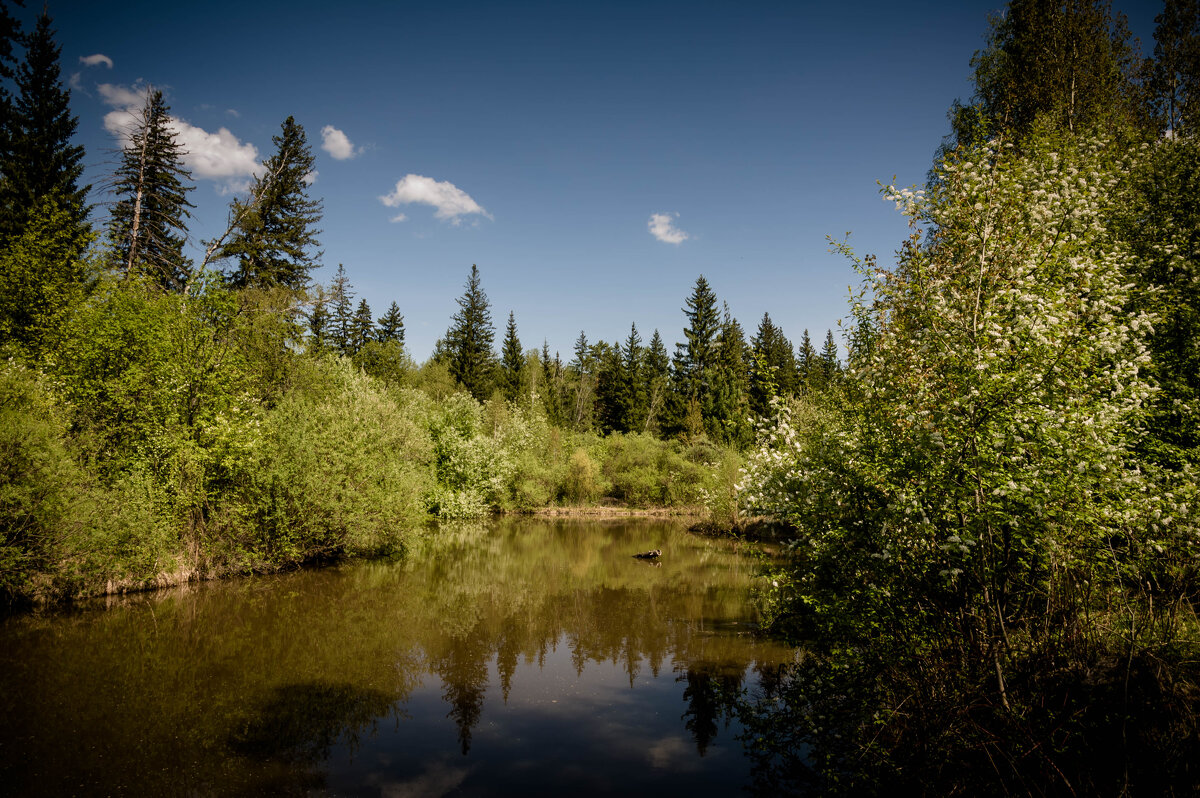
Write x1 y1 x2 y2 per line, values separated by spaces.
406 266 842 447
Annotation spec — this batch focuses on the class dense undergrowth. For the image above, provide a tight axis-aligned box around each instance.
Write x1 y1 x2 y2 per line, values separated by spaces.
0 278 740 605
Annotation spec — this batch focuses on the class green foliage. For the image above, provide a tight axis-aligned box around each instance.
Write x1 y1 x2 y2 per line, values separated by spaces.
0 360 80 598
240 360 431 560
709 305 751 445
424 393 510 518
953 0 1147 144
1121 136 1200 470
0 360 178 602
53 277 181 474
0 192 92 358
562 447 602 505
1149 0 1200 136
352 339 414 387
743 131 1173 683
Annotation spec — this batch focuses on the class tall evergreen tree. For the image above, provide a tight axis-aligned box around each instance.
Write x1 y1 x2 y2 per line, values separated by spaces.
643 329 671 435
328 264 354 355
0 11 88 252
796 329 816 393
622 322 646 433
222 116 322 290
540 338 556 420
676 275 721 402
749 312 797 416
0 0 22 188
818 328 841 387
540 340 562 424
376 301 405 345
349 298 374 354
500 310 523 402
444 264 496 401
307 289 330 353
108 89 195 291
570 330 596 431
594 340 626 434
710 305 751 444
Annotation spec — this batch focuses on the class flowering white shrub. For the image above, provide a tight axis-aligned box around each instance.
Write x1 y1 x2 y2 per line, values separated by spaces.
740 131 1169 646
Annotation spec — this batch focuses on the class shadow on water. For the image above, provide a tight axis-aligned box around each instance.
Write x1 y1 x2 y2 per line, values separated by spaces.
229 682 405 763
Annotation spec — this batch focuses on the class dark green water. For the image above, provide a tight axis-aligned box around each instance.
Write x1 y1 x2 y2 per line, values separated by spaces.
0 518 796 796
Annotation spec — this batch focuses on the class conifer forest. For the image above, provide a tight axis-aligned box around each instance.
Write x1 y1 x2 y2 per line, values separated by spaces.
2 0 1200 794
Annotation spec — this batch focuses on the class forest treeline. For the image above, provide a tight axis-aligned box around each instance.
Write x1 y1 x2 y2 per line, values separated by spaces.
0 3 846 604
737 0 1200 793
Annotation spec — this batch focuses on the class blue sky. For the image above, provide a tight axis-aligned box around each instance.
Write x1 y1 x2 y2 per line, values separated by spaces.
46 0 1162 360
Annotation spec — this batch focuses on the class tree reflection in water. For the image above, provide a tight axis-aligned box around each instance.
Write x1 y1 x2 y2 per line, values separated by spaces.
0 518 797 796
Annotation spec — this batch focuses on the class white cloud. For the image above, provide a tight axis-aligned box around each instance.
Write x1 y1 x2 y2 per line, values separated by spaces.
169 119 261 182
302 170 318 186
648 212 689 244
98 82 261 188
320 125 357 160
79 53 113 69
98 82 148 111
379 174 491 225
389 212 408 223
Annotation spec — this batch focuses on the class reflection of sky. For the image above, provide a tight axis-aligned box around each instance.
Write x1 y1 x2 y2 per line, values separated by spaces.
333 636 758 797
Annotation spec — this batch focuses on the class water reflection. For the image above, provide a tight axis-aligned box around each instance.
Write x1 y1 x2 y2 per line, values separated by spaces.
0 518 794 796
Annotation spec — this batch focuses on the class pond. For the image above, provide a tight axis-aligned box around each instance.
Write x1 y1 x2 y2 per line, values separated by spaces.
0 517 797 796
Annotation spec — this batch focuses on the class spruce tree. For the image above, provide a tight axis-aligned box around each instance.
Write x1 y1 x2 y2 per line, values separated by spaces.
349 298 374 354
710 305 751 444
643 329 670 435
108 89 195 291
540 340 562 423
444 264 496 401
677 275 720 401
500 310 523 402
750 313 797 416
818 328 841 387
570 330 595 431
328 264 354 355
622 322 646 433
222 116 322 290
0 11 88 252
797 329 816 393
376 301 405 345
595 340 626 434
307 290 330 353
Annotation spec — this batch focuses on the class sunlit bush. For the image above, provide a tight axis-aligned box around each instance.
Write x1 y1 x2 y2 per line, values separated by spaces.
244 358 432 559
